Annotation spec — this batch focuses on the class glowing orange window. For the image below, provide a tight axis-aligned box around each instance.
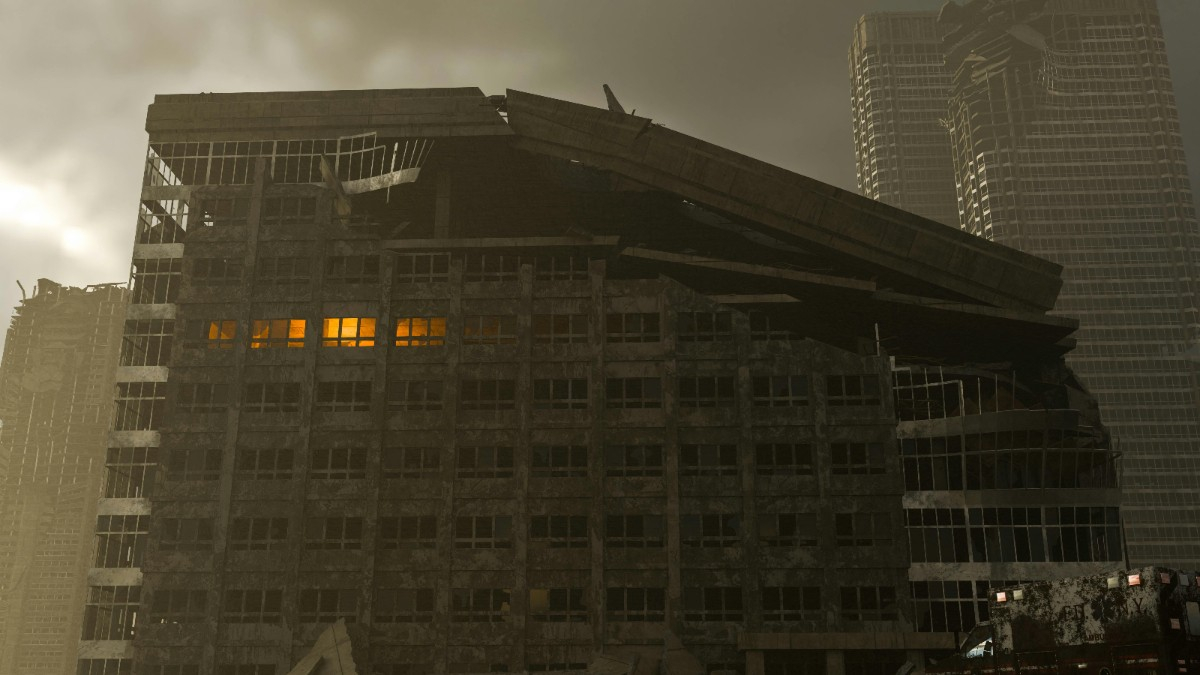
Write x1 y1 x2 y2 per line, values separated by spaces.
250 319 306 349
323 317 376 348
394 317 447 347
207 320 237 349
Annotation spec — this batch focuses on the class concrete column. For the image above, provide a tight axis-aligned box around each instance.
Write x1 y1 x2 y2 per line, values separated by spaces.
827 649 846 675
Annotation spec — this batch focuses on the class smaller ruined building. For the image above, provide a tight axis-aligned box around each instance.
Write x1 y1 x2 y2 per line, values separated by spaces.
0 280 127 675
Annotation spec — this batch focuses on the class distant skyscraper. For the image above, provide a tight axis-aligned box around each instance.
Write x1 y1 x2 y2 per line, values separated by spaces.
849 12 958 227
852 0 1200 567
0 280 126 675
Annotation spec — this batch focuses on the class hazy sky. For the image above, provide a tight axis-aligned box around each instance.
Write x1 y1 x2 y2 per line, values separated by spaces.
1 0 1197 355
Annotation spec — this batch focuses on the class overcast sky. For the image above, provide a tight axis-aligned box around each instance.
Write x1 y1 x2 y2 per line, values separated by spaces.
1 0 1197 355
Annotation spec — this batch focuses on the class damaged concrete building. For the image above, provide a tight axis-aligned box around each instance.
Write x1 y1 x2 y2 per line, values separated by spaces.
0 280 127 675
75 87 1120 675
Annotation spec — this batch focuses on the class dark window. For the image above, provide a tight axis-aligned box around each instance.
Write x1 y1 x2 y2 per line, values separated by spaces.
310 447 367 480
756 443 814 476
378 516 437 550
190 257 242 285
450 588 510 622
158 518 215 552
605 587 665 622
394 252 450 283
113 382 166 431
315 381 372 413
605 312 659 343
457 446 514 478
249 319 306 348
150 589 207 624
236 447 293 480
911 580 992 633
175 383 229 415
194 197 250 228
830 442 887 475
103 447 157 498
679 376 735 408
222 589 282 624
375 588 435 623
759 513 818 547
454 515 512 549
529 588 586 622
387 379 443 411
325 254 380 284
827 375 882 406
534 255 588 281
394 316 447 347
840 586 898 621
299 589 358 623
93 516 147 568
229 517 289 551
304 517 364 550
462 315 517 345
680 444 738 477
678 312 734 342
835 512 892 547
243 383 301 414
464 253 525 282
749 312 792 341
680 514 741 548
752 375 809 407
381 447 440 479
119 319 174 366
459 379 516 411
533 378 588 410
762 586 822 622
530 515 588 548
606 514 664 548
164 447 221 482
262 197 316 226
533 313 588 344
131 258 182 304
604 444 663 477
682 586 743 622
81 585 139 640
605 377 662 408
256 256 311 285
531 445 588 478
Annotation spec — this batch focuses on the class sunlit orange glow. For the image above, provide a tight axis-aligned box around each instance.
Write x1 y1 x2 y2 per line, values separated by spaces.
250 319 306 348
322 317 376 347
206 320 236 349
395 316 447 347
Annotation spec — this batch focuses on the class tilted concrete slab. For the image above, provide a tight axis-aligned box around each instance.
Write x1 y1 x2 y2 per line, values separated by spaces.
505 88 1062 313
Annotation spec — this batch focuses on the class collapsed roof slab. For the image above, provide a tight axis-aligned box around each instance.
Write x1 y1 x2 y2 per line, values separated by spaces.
146 87 512 140
505 88 1062 314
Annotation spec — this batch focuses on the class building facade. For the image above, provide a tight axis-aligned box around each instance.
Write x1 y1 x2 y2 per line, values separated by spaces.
76 87 1118 675
0 280 127 675
849 12 958 228
852 0 1200 568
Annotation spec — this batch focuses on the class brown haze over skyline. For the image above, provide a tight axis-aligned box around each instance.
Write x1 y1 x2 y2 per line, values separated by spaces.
0 0 1197 354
